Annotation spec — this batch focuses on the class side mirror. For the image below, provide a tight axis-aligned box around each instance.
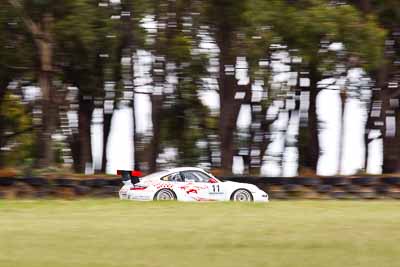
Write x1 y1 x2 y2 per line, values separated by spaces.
208 178 218 184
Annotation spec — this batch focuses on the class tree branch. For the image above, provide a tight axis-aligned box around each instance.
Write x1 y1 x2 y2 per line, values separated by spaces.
7 0 41 36
4 127 34 141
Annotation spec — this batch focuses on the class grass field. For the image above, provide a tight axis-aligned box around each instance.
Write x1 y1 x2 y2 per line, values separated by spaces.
0 200 399 267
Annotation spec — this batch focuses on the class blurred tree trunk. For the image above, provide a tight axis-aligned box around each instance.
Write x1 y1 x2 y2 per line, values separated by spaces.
6 1 57 168
351 0 400 173
364 64 388 171
76 96 94 173
382 31 400 172
69 133 80 173
216 28 242 174
34 14 57 168
381 53 400 173
0 78 10 167
308 65 321 171
256 111 276 175
147 70 164 173
350 0 378 172
122 0 139 170
147 1 170 172
383 107 400 173
298 61 321 172
149 94 163 172
353 0 371 13
101 110 112 173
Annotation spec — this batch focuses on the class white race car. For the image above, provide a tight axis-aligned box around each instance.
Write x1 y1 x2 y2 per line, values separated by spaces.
118 167 268 202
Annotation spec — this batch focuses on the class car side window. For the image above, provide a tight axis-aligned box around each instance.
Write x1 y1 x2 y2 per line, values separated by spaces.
181 171 211 183
192 171 212 182
160 172 183 182
172 173 183 182
181 171 200 182
160 175 170 181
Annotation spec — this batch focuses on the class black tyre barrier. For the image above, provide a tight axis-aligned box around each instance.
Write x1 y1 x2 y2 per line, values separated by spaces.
34 189 52 198
91 186 119 197
292 177 321 187
93 178 109 188
321 177 350 186
344 184 366 194
74 185 91 195
283 184 301 193
260 177 294 186
222 176 262 184
381 177 400 186
79 178 108 188
53 178 76 187
269 191 289 199
0 177 17 186
2 175 400 199
21 177 49 187
357 191 378 199
375 184 389 195
79 179 96 187
15 184 36 198
108 178 121 186
316 184 332 194
387 191 400 199
351 177 379 186
329 190 349 199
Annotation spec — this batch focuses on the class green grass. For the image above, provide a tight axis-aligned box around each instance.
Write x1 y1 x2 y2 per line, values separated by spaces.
0 200 399 267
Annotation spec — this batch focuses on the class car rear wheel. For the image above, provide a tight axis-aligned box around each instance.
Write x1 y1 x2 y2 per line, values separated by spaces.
231 189 253 202
154 189 177 201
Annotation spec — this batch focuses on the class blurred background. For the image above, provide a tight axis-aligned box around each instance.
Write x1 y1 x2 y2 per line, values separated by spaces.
0 0 398 177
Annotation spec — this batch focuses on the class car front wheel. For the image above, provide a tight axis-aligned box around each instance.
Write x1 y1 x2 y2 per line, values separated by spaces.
231 189 253 202
154 189 177 201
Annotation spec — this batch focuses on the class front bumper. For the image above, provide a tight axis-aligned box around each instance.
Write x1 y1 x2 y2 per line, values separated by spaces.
252 191 269 202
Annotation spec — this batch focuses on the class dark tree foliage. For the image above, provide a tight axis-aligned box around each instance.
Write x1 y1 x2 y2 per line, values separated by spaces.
1 0 396 177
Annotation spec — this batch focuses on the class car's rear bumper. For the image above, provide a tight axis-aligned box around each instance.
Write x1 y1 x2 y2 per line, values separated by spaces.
119 190 154 201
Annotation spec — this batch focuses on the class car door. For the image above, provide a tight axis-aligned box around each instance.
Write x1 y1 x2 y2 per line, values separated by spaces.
195 171 225 201
180 171 225 201
160 172 190 200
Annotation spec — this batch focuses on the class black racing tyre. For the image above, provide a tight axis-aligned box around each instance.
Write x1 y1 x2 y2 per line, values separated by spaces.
231 189 253 202
154 189 177 201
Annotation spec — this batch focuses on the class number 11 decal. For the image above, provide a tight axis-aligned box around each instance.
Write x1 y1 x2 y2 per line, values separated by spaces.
212 185 220 192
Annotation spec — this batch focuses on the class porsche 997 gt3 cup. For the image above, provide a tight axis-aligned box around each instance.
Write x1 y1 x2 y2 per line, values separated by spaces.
118 167 268 202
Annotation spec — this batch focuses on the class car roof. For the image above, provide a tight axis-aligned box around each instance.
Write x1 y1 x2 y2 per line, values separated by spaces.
140 167 207 180
165 167 206 173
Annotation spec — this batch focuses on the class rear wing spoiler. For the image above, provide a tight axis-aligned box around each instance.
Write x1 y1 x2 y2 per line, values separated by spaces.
117 170 142 184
